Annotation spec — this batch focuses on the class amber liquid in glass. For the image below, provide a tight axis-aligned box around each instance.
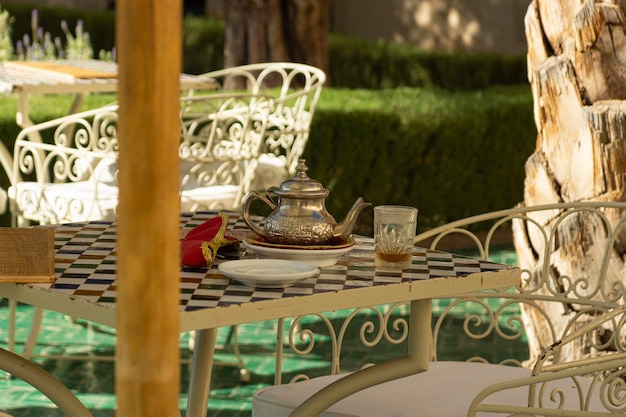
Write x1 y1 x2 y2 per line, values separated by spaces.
374 251 412 270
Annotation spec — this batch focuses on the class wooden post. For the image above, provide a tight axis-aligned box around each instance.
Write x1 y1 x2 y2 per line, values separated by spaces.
115 1 181 416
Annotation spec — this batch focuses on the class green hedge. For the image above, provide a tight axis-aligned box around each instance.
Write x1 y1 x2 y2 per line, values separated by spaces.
302 85 535 236
327 36 527 91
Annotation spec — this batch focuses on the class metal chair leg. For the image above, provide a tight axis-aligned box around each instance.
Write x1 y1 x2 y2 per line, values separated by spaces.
0 347 92 417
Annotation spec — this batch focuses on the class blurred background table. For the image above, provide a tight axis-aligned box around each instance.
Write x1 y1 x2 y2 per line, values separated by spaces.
0 59 217 127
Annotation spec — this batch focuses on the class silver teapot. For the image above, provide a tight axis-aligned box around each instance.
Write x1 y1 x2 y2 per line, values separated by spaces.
241 159 371 245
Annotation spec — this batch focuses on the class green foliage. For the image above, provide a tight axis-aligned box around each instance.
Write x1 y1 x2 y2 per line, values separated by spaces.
0 5 13 60
0 5 96 60
327 36 434 89
59 18 92 59
303 85 536 235
182 16 225 74
328 34 528 91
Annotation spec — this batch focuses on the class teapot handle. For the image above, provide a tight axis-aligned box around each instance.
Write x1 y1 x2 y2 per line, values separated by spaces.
241 191 277 237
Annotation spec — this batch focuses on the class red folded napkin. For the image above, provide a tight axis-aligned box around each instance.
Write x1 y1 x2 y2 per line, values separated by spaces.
181 213 239 267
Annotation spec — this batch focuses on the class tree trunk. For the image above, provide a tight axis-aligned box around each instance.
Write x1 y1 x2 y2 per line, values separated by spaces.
518 0 626 362
223 0 330 77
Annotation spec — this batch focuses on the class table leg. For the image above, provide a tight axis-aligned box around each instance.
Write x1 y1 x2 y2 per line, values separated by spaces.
288 299 432 417
22 307 44 359
8 299 16 352
16 93 32 129
408 298 432 363
185 328 217 417
69 93 85 115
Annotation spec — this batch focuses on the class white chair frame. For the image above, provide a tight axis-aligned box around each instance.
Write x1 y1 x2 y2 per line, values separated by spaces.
0 93 272 226
0 346 92 417
199 62 326 190
4 105 120 226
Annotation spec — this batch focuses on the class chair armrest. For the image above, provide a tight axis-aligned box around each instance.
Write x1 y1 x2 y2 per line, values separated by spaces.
468 305 626 417
469 351 626 416
0 347 92 417
533 304 626 373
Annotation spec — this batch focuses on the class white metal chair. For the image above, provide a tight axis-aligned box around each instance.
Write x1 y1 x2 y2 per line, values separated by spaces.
252 202 626 417
3 105 120 226
199 62 326 190
0 94 271 226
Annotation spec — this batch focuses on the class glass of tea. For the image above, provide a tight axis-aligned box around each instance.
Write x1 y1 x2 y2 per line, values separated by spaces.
373 205 418 271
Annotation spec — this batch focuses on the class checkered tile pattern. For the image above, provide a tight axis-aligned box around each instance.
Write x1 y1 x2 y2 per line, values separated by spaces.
46 211 513 312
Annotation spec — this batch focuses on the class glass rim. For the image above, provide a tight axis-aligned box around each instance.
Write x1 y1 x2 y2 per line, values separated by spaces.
373 205 418 213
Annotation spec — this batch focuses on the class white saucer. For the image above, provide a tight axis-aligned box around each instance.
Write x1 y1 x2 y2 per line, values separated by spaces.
218 259 319 288
242 236 356 268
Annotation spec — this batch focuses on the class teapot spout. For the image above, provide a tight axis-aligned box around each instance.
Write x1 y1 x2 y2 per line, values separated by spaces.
333 197 372 242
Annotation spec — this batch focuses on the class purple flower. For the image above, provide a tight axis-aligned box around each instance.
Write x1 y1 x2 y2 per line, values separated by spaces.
31 9 38 31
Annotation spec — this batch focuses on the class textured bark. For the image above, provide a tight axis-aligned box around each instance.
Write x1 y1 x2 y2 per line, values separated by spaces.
223 0 330 79
518 0 626 362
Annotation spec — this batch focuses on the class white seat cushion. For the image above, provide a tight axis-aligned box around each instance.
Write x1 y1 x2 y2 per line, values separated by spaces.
252 361 598 417
253 153 289 190
180 185 239 211
9 175 239 222
92 157 118 184
9 181 118 223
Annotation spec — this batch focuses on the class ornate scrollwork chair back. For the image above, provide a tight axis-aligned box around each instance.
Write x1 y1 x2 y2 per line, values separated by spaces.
1 93 272 226
178 93 272 211
417 202 626 366
198 62 326 190
4 106 119 226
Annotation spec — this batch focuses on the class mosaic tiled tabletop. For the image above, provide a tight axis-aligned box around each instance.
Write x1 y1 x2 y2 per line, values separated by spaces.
32 211 518 314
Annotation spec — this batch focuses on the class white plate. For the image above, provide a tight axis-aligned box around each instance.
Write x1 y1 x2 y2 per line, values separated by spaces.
218 259 319 288
242 237 356 268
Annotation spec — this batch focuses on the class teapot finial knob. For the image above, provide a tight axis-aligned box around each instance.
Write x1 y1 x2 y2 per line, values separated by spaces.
295 159 309 178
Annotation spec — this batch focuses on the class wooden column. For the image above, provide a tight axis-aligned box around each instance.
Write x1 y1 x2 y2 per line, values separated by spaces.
115 1 182 416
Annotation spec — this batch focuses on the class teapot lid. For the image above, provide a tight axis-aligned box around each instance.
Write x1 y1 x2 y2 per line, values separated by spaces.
270 159 329 198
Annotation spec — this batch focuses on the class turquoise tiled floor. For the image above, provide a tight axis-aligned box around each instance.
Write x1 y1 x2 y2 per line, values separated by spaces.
0 247 523 417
